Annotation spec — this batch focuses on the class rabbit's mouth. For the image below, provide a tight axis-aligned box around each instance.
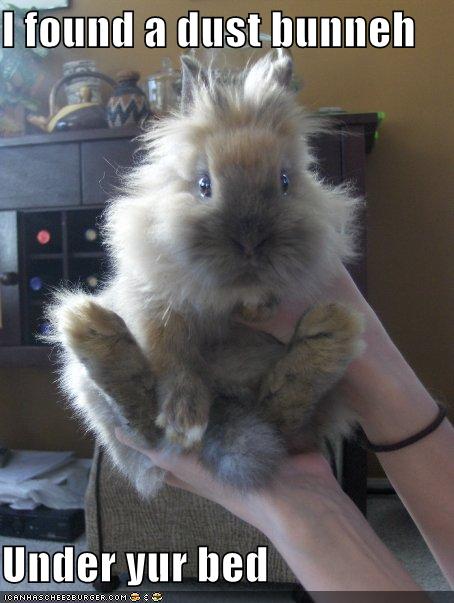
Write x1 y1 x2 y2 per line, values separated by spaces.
228 235 270 259
212 251 296 292
223 243 281 287
205 262 265 289
230 270 263 287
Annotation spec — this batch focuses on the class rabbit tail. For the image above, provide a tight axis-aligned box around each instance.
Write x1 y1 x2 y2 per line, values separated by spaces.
200 400 285 492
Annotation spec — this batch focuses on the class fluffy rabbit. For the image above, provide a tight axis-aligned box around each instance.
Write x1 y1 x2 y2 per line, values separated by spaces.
49 49 364 497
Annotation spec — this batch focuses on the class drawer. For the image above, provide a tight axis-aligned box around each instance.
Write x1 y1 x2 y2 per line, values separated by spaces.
81 138 141 205
0 143 81 209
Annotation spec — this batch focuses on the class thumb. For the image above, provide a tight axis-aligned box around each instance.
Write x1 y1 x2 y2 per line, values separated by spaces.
114 427 204 478
236 296 309 343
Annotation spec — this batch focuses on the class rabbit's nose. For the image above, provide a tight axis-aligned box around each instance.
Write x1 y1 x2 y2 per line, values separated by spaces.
231 236 268 258
241 242 255 258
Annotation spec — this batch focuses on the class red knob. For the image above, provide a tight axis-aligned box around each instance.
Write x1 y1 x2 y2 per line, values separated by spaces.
37 229 51 245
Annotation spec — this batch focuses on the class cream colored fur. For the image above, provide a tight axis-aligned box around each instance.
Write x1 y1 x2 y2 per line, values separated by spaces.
48 50 364 497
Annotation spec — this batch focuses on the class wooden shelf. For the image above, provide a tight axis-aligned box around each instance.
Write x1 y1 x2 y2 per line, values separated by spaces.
70 251 106 259
0 126 141 148
0 114 380 153
29 253 63 260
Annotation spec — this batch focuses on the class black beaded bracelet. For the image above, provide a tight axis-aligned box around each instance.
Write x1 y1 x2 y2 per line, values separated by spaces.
357 402 447 453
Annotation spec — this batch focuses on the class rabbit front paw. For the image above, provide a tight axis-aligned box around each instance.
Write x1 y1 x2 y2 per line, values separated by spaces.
55 295 132 363
263 303 364 400
294 303 365 363
156 374 211 448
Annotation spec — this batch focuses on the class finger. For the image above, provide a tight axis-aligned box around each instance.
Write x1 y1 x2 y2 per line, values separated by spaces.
236 297 309 343
158 449 217 485
164 473 199 494
115 428 155 458
115 428 214 482
165 470 236 508
114 428 189 471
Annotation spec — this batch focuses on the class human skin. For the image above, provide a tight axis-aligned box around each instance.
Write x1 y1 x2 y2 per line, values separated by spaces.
277 264 454 587
116 432 424 593
116 264 453 592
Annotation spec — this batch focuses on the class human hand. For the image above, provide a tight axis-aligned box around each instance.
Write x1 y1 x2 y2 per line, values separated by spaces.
235 264 383 416
115 429 422 591
240 263 437 438
238 263 379 345
115 428 341 545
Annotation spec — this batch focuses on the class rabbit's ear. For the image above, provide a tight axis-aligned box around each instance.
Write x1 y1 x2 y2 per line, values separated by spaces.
180 55 208 111
244 48 293 93
272 48 293 88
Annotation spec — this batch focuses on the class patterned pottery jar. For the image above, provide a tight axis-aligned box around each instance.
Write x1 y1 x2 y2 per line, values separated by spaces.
107 70 151 128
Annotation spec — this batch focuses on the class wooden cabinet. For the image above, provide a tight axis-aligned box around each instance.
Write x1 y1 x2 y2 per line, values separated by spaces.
0 128 139 210
81 138 140 205
0 128 140 354
0 117 378 360
0 143 80 209
0 115 379 513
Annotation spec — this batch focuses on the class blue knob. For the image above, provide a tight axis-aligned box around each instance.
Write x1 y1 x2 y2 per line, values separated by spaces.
38 322 51 336
29 276 43 291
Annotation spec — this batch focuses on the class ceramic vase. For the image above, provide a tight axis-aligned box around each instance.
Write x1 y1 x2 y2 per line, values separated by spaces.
107 70 151 128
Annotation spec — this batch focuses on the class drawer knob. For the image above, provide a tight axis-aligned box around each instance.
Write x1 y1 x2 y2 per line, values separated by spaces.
0 272 18 286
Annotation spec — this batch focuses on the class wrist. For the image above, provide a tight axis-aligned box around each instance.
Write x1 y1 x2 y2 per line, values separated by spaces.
258 468 346 545
262 478 421 591
344 354 439 444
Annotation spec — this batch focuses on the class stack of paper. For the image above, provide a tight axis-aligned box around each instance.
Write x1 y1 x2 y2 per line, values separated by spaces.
0 450 91 510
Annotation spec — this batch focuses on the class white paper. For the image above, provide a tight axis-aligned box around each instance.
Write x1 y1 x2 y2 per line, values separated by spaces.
0 456 91 511
0 450 74 484
0 450 89 511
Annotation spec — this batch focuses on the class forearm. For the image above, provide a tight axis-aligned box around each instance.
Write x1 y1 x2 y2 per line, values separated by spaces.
117 428 426 594
264 485 423 593
376 421 454 588
351 358 454 587
319 267 454 585
328 266 442 443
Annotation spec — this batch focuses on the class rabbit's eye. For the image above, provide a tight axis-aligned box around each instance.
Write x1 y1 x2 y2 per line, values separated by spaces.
198 175 212 198
281 170 290 194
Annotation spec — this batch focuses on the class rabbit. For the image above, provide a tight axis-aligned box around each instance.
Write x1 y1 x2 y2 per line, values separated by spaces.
48 49 364 498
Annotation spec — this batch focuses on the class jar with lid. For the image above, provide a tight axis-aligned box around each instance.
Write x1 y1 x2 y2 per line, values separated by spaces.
147 58 182 115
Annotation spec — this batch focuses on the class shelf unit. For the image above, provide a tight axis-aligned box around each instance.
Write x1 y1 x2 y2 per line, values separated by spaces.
0 116 380 513
18 208 106 345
